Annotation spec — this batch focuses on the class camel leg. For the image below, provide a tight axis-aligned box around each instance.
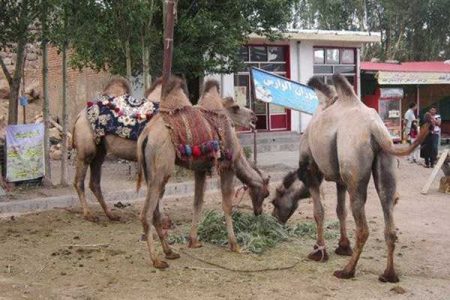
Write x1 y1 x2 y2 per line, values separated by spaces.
153 202 180 260
88 149 120 221
74 158 98 222
307 183 329 262
335 183 353 256
140 179 168 269
188 170 207 248
334 187 369 279
373 153 399 283
220 169 239 252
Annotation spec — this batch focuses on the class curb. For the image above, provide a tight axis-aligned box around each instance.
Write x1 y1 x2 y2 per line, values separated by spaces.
0 171 288 216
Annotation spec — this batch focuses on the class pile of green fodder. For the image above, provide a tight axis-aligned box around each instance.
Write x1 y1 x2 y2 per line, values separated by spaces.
168 210 339 254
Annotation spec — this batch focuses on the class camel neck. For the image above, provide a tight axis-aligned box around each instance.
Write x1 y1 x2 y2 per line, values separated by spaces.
234 153 263 188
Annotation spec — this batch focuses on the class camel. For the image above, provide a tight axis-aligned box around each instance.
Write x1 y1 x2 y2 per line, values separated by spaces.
136 76 270 269
271 74 428 282
72 77 257 222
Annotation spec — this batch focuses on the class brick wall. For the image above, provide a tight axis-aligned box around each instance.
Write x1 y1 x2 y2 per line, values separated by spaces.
43 47 111 128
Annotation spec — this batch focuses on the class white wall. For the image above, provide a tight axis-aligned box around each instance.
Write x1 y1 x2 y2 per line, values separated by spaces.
297 41 315 133
204 73 235 98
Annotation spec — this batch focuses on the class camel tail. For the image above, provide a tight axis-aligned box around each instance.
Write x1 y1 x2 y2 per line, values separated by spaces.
371 121 429 156
136 135 149 192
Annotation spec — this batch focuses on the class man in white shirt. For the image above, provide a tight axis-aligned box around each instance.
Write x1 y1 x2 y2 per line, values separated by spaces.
404 102 417 137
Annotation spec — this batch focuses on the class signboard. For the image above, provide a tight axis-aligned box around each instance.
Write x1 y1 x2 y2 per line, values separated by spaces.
378 71 450 85
6 124 45 182
250 67 319 114
380 88 403 98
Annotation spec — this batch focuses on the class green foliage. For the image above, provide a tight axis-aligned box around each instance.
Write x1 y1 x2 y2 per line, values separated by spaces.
168 210 339 254
292 0 450 61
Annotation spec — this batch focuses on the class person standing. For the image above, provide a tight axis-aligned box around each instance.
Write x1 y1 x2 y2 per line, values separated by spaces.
421 112 435 168
404 102 417 137
408 120 420 163
404 102 417 160
429 106 442 167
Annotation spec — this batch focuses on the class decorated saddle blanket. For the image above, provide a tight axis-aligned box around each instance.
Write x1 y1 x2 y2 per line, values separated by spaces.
86 94 159 143
161 106 233 162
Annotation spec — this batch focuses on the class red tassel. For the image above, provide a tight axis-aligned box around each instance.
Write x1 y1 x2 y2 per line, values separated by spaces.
114 107 120 113
192 145 201 158
87 101 94 107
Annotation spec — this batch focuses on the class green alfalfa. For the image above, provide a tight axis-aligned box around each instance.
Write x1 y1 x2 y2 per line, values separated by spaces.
168 210 339 254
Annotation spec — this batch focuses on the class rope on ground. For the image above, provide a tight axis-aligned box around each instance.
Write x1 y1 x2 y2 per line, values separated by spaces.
180 248 299 273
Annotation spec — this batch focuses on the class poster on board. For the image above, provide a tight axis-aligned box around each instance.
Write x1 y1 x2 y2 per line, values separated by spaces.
6 123 45 182
250 67 319 114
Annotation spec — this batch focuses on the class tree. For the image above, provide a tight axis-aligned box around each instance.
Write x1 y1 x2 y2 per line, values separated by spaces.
64 0 295 97
0 0 42 125
291 0 450 62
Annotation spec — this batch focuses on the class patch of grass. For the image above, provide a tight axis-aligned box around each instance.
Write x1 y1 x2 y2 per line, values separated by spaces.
169 211 337 254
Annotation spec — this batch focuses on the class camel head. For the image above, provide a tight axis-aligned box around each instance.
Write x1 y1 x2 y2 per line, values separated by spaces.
102 77 131 98
271 171 310 224
222 97 257 129
246 165 271 215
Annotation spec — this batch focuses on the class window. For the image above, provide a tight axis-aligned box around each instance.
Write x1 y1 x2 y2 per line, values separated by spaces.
234 45 287 108
313 47 357 91
326 49 339 64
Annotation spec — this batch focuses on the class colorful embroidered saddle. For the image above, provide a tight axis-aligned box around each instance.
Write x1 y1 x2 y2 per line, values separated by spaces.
161 106 231 162
86 94 159 143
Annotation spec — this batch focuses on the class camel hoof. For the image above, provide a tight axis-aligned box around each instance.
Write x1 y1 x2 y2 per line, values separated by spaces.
333 269 355 279
153 260 169 269
335 245 353 256
107 214 121 222
84 214 99 223
307 246 329 262
378 271 399 283
230 243 241 253
188 239 203 249
165 251 180 260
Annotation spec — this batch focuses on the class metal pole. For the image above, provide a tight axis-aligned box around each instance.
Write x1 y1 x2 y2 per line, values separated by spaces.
161 0 176 97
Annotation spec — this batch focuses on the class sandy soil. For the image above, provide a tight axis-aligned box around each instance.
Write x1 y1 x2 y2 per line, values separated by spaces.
0 157 448 300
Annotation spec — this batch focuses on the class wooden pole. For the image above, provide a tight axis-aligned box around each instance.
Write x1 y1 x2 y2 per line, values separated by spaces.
42 5 51 185
60 41 68 186
161 0 176 97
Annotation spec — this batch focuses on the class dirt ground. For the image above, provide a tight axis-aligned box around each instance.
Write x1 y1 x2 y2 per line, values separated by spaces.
0 157 449 300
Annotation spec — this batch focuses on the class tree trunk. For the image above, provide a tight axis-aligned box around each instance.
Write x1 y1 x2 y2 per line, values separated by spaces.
42 37 52 183
142 35 150 92
7 37 27 125
125 39 132 81
60 42 68 186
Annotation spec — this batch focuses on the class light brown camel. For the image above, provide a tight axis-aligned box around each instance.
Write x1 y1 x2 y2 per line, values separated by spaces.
72 77 256 222
271 74 428 282
136 77 270 269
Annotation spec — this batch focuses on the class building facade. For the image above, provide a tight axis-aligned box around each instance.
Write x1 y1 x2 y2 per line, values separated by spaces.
207 30 380 133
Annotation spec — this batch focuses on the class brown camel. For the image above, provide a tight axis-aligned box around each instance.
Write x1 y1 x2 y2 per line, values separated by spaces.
72 77 256 222
136 77 269 269
271 74 428 282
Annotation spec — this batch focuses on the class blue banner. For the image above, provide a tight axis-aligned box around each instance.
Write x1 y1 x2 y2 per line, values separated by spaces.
250 67 319 114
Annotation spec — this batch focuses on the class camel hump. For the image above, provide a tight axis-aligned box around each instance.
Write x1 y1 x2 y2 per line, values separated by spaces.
103 77 131 96
203 80 220 94
164 75 188 97
332 74 358 101
307 76 334 98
